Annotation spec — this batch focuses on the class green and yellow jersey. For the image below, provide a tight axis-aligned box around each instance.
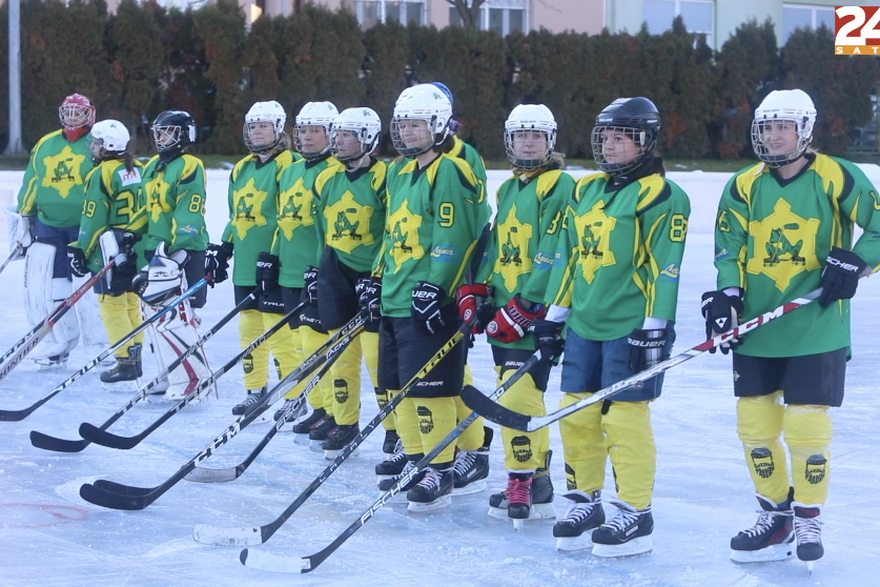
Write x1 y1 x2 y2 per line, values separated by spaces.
272 155 343 288
450 136 489 226
17 130 94 228
715 154 880 357
75 159 146 272
139 153 209 253
477 168 575 349
313 158 387 273
547 171 691 341
379 153 487 317
221 150 298 286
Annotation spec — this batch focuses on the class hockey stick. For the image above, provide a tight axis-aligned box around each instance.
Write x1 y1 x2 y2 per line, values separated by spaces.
195 321 471 549
0 277 211 424
0 242 22 277
184 323 360 485
463 287 823 432
78 315 364 510
0 259 115 386
78 300 306 450
28 286 250 451
242 351 540 572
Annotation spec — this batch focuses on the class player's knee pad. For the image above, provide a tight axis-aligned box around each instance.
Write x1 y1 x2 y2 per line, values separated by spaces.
125 292 144 346
558 392 606 494
452 395 485 451
785 404 832 505
239 310 270 389
414 396 457 465
98 293 138 357
499 375 548 471
736 392 784 443
329 328 363 426
602 401 656 510
737 392 789 502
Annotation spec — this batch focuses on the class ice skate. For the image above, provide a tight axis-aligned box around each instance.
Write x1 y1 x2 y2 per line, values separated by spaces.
451 427 492 496
100 344 142 391
730 493 795 564
553 490 604 553
292 407 327 445
232 387 268 417
488 451 555 527
378 455 425 493
274 398 308 425
407 465 453 513
375 440 407 482
591 500 653 558
382 429 400 456
308 414 337 452
793 502 823 572
322 423 359 460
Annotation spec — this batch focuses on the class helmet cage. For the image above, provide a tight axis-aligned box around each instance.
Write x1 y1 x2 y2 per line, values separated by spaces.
59 94 96 131
151 110 196 154
389 116 444 157
751 116 814 168
591 124 657 177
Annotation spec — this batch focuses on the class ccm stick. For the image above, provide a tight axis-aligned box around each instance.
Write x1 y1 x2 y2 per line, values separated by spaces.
240 351 540 572
78 301 307 450
78 314 364 510
0 277 211 423
462 288 823 432
29 287 252 452
193 321 472 549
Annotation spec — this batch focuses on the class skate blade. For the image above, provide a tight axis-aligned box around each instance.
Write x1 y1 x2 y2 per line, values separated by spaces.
323 447 358 460
729 543 794 564
488 502 556 523
451 478 487 496
592 536 653 558
34 358 68 369
308 439 325 453
407 494 452 513
487 506 509 521
807 561 815 574
101 379 141 392
556 531 595 554
293 433 310 446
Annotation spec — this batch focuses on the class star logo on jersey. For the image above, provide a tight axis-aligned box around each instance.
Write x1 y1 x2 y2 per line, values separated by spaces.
41 146 87 198
146 175 173 223
277 177 314 240
747 199 820 291
325 190 374 253
497 203 533 293
385 200 424 272
574 200 616 283
231 178 268 239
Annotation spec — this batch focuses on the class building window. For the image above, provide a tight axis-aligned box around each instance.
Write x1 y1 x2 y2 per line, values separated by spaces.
643 0 714 47
782 4 834 44
449 0 527 36
342 0 425 28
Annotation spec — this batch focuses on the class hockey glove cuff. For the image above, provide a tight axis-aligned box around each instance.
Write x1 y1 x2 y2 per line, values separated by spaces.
818 247 868 308
255 252 280 295
411 281 445 336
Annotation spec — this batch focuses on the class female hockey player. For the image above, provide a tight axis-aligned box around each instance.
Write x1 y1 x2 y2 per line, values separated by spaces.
701 88 880 568
135 109 211 400
204 101 301 417
257 101 342 448
369 83 489 512
68 119 146 387
307 106 387 459
533 96 690 557
456 103 574 526
15 93 97 366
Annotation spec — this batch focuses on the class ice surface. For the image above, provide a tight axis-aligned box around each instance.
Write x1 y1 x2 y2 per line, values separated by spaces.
1 168 879 587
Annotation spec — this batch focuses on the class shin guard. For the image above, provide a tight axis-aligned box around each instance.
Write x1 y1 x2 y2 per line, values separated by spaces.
558 392 606 494
784 404 832 505
737 392 790 505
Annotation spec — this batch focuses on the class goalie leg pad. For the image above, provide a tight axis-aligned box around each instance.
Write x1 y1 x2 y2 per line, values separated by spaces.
25 241 80 360
737 392 790 504
146 298 210 400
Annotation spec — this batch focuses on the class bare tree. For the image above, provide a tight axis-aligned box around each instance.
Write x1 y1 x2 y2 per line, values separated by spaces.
446 0 486 29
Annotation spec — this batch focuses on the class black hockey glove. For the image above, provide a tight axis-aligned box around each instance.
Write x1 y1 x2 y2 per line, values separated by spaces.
700 290 744 354
255 252 280 295
818 247 868 308
627 328 669 373
532 318 565 364
67 246 89 278
356 276 381 324
112 229 141 269
303 265 319 307
411 280 445 335
205 242 234 285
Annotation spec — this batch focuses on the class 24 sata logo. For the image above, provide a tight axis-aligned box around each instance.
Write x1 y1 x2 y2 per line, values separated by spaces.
836 6 880 55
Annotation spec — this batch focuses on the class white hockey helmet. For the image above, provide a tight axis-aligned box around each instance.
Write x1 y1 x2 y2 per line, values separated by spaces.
390 84 453 156
751 89 816 168
243 100 287 154
91 119 131 153
331 107 382 162
294 101 338 159
504 104 557 170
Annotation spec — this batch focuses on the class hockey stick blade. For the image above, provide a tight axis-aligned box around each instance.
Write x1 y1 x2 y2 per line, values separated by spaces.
29 430 90 453
80 482 153 510
240 549 302 573
463 289 822 432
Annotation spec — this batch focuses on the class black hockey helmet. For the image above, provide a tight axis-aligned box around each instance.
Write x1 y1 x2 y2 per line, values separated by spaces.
151 110 197 154
591 97 661 177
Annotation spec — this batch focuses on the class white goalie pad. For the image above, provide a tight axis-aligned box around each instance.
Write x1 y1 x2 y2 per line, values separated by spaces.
144 297 211 401
5 207 32 259
98 230 120 286
74 273 108 348
24 241 81 361
139 242 188 306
